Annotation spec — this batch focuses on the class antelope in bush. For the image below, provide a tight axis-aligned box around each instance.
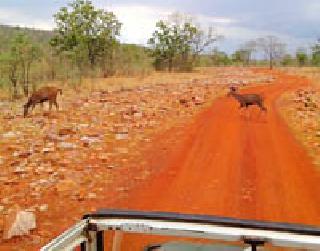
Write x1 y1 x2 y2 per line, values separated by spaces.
228 86 267 112
24 87 62 117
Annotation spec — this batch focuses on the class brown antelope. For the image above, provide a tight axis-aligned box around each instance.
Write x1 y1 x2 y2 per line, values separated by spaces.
24 87 62 117
227 86 267 112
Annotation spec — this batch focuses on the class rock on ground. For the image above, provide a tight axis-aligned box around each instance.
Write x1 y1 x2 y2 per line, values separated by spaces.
3 206 36 239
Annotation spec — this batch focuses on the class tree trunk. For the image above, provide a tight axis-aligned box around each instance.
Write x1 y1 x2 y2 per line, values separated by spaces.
269 55 273 70
22 62 28 96
25 63 31 96
168 58 173 72
88 43 95 68
10 76 18 99
10 66 18 99
13 80 18 99
51 67 56 80
23 85 28 97
50 59 55 80
246 53 251 66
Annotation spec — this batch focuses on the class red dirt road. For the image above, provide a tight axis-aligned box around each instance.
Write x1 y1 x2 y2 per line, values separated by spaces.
113 72 320 249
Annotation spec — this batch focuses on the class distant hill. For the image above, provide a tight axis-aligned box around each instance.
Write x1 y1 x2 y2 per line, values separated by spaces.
0 24 53 52
0 24 147 51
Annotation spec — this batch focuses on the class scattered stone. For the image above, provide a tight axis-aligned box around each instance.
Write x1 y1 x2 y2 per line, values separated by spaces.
280 87 320 169
80 136 101 146
12 151 19 157
78 123 89 128
39 204 48 212
2 131 18 138
56 179 77 193
87 193 97 199
3 207 36 239
17 151 32 159
42 147 55 153
13 166 27 174
192 96 204 105
4 179 19 185
133 112 143 119
44 133 63 142
115 133 129 140
98 153 110 162
179 99 188 106
1 198 10 205
31 235 42 245
116 187 129 192
57 142 77 150
58 128 76 136
116 147 128 154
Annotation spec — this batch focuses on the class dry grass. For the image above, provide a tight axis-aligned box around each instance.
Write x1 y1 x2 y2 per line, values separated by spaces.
281 67 320 88
0 68 220 101
73 68 219 93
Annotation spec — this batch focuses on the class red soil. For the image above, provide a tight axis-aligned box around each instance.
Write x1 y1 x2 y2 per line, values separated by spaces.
113 71 320 250
2 70 320 250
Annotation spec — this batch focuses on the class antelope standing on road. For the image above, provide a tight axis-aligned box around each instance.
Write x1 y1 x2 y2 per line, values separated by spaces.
228 86 267 112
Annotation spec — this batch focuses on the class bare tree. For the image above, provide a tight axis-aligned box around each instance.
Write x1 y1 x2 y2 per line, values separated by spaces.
171 12 222 67
240 40 257 65
257 36 285 69
191 27 221 59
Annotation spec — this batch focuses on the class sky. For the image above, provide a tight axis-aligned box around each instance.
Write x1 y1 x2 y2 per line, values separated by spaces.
0 0 319 54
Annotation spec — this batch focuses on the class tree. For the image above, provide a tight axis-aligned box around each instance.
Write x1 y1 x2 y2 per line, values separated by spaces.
311 39 320 66
148 13 218 72
148 20 194 71
189 26 220 67
239 40 257 65
231 49 249 65
257 36 285 69
210 47 231 66
46 46 59 80
50 0 121 75
281 54 294 66
0 51 19 98
14 34 41 96
111 44 152 76
0 33 40 98
296 48 308 67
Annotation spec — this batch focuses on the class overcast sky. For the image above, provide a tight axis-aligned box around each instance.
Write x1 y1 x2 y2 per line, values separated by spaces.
0 0 319 53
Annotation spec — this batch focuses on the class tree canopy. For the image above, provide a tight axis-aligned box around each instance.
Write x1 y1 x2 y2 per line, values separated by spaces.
50 0 122 70
148 14 219 72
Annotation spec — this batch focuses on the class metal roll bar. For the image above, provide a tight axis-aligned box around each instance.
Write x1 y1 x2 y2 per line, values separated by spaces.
41 209 320 251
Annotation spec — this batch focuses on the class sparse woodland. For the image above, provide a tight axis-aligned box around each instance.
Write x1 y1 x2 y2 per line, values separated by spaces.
0 0 320 99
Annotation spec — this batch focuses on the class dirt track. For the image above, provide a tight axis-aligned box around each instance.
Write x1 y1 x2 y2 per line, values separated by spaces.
1 70 320 250
113 71 320 249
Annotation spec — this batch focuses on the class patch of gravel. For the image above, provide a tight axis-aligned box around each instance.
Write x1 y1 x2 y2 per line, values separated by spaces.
279 87 320 166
